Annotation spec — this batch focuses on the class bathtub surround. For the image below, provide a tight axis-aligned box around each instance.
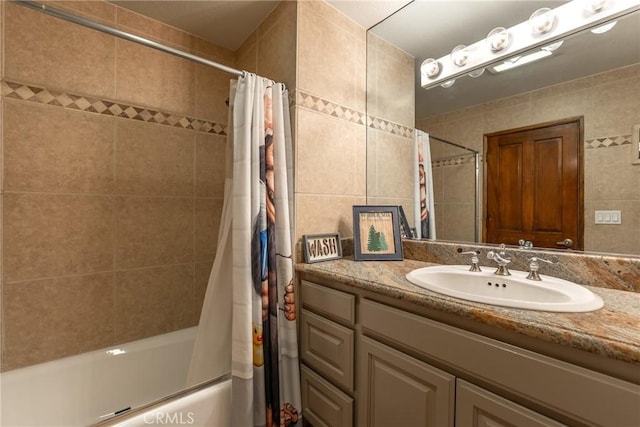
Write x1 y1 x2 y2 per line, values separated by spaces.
0 0 234 371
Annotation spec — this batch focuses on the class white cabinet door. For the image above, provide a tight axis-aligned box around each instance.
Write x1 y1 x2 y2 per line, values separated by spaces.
358 336 455 427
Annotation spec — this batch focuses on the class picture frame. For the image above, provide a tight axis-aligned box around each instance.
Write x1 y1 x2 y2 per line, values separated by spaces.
353 205 404 261
303 233 343 263
397 205 413 238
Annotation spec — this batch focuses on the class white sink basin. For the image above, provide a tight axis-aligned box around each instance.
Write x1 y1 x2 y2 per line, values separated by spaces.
406 265 604 312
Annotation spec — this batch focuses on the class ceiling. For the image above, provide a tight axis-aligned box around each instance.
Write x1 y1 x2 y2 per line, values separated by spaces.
110 0 410 51
111 1 640 117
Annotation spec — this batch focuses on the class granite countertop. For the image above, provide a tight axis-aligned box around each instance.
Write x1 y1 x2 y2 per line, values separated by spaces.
296 257 640 367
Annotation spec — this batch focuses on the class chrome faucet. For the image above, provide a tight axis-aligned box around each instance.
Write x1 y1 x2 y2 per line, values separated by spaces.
459 250 482 272
526 256 554 281
487 244 512 276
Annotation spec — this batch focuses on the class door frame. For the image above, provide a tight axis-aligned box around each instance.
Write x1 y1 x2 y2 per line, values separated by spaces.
482 116 584 250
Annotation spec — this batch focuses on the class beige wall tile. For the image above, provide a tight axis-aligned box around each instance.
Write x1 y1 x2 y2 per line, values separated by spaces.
585 145 640 201
4 194 115 282
116 39 195 116
439 112 484 154
4 2 116 98
115 120 194 197
195 133 227 198
443 163 476 203
584 201 640 254
194 198 223 262
442 202 476 242
115 7 194 52
194 261 213 324
367 33 415 128
115 264 194 343
3 273 115 371
195 37 236 65
195 65 234 123
296 109 366 196
367 130 414 199
4 100 114 194
256 1 297 90
483 103 533 134
41 1 116 26
529 86 590 125
296 194 365 241
587 75 640 138
235 33 258 75
297 0 366 111
116 197 193 269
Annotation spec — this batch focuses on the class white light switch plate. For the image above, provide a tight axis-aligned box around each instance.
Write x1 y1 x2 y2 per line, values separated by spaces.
595 210 621 224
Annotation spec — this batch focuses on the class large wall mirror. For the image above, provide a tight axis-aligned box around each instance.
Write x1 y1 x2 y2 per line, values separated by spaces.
366 1 640 256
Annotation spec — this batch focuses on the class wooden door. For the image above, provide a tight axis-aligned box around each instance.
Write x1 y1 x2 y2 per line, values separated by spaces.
484 118 583 250
357 336 455 427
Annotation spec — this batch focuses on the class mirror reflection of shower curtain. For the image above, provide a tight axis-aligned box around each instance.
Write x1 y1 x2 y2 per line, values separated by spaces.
187 74 302 427
414 130 436 239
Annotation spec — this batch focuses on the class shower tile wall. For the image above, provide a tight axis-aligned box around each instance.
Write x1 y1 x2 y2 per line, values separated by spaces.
366 33 415 226
0 1 235 371
418 63 640 253
293 0 368 240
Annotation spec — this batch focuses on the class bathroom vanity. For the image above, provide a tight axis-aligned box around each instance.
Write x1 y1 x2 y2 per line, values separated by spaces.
295 257 640 427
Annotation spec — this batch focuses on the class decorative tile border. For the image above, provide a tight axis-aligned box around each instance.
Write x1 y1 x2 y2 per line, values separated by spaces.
367 116 414 138
585 135 632 149
295 90 366 126
1 80 227 135
432 154 480 168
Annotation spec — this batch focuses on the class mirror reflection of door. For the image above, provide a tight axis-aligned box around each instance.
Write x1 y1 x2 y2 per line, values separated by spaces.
484 118 583 250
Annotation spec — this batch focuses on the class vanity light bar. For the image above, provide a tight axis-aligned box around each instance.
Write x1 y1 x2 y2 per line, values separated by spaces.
421 0 640 90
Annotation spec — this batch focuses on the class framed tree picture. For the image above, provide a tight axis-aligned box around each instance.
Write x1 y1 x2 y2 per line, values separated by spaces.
352 205 404 261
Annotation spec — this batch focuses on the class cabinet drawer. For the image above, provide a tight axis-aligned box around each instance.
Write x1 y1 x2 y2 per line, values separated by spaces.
301 365 353 427
361 299 640 427
301 309 354 392
456 379 566 427
300 280 355 326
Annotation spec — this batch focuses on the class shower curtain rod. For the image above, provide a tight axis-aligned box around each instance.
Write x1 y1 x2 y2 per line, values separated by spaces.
13 0 246 78
429 135 479 154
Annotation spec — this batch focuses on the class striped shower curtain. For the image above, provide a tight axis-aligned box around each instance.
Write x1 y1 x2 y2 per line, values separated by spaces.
231 73 301 427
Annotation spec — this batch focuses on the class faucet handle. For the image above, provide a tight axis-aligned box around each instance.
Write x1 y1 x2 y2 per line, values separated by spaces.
459 250 481 272
526 256 554 281
518 239 533 249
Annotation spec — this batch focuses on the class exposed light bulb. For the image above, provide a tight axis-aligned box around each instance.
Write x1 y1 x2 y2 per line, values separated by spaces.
420 58 441 78
451 45 469 67
529 8 555 35
487 27 510 52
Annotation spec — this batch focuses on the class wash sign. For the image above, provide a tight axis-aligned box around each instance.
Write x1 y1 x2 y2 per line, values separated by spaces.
303 233 343 263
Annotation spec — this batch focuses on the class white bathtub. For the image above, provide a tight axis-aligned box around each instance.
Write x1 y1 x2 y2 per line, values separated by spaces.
1 326 230 427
